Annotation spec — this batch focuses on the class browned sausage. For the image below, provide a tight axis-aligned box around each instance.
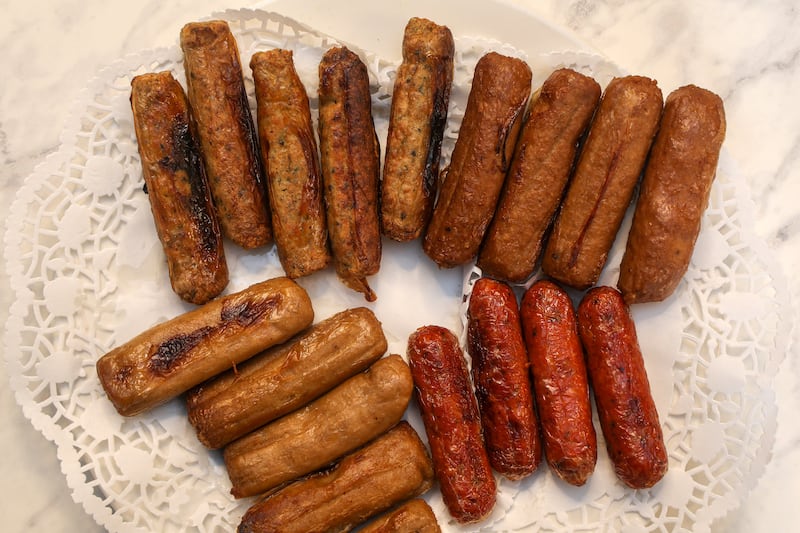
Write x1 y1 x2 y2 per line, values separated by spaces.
358 499 441 533
250 49 331 278
618 85 726 303
180 20 271 249
576 286 668 489
381 17 454 242
478 68 601 283
520 280 597 486
422 52 531 268
542 76 663 289
467 277 542 480
129 71 228 305
407 325 495 524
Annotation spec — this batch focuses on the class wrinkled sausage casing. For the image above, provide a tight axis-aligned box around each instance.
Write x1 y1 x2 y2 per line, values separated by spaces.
542 76 663 290
358 498 441 533
467 277 542 480
577 286 668 489
520 280 597 486
407 325 496 524
318 46 382 301
250 49 331 279
618 85 726 304
180 20 272 249
423 52 531 268
478 68 601 283
130 71 228 305
381 17 454 242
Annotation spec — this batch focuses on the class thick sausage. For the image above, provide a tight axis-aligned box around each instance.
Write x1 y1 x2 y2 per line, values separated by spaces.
358 499 441 533
542 76 663 289
180 20 271 249
407 325 495 524
618 85 726 303
467 277 542 480
129 71 228 305
422 52 531 268
96 277 313 416
381 17 454 242
576 286 668 489
478 69 601 283
520 280 597 486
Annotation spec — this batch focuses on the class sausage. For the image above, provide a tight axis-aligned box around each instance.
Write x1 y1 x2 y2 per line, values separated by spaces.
250 49 331 278
224 354 413 498
478 69 601 283
618 85 726 303
180 20 271 249
237 422 435 533
422 52 531 268
407 325 495 524
96 277 313 417
520 280 597 486
318 46 382 301
186 307 387 449
466 277 542 480
358 499 441 533
129 71 228 305
576 286 668 489
381 17 454 242
541 76 663 289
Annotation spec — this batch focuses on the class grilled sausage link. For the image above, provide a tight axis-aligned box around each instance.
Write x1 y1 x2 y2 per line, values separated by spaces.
407 325 495 524
618 85 726 303
542 76 663 289
180 20 271 249
467 277 542 480
358 499 441 533
576 286 668 489
130 71 228 305
381 17 454 242
520 280 597 486
96 277 313 416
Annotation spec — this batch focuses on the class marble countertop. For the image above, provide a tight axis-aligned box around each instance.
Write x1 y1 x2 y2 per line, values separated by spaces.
1 0 797 531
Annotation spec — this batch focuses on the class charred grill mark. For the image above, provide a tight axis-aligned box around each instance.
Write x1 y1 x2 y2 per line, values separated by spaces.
149 326 214 376
221 294 281 326
424 61 451 200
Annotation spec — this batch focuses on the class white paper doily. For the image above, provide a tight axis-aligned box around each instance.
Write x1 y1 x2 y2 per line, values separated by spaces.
2 8 792 533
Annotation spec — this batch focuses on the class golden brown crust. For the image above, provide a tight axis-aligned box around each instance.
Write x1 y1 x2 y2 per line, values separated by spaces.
358 499 441 533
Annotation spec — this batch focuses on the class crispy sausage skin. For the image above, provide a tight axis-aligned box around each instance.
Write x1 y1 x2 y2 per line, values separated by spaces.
358 499 441 533
180 20 271 249
542 76 663 289
237 422 435 533
467 277 542 480
186 307 387 449
407 325 496 524
96 277 313 417
478 69 601 283
318 46 382 301
381 17 454 242
618 85 726 303
224 354 413 498
520 280 597 486
130 71 228 305
250 49 331 278
423 52 532 268
576 286 668 489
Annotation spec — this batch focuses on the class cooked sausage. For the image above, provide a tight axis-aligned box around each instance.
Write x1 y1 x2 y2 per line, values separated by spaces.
541 76 663 289
576 286 668 489
467 277 542 480
478 69 601 283
186 306 386 449
250 49 331 278
358 499 441 533
96 277 313 417
618 85 726 303
237 422 435 533
407 325 495 524
520 280 597 486
180 20 271 249
381 17 454 242
224 354 413 498
129 71 228 305
318 46 382 301
422 52 531 268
